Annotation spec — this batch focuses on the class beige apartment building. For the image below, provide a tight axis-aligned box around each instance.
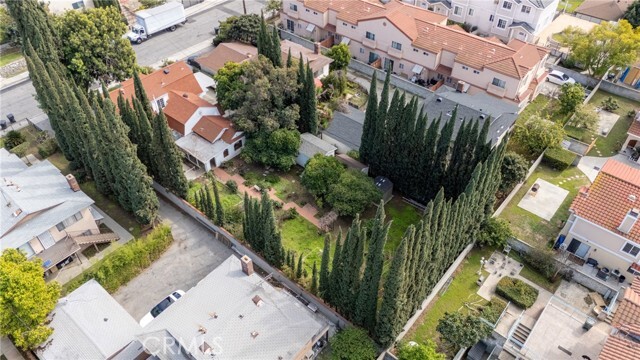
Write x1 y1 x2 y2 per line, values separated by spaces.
280 0 549 106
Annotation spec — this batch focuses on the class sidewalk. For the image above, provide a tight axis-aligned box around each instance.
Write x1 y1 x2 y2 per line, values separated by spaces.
1 337 24 360
184 0 228 17
149 39 213 68
0 71 29 90
213 168 321 228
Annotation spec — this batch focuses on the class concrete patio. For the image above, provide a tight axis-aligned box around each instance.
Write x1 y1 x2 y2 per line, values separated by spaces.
517 179 568 221
596 109 620 137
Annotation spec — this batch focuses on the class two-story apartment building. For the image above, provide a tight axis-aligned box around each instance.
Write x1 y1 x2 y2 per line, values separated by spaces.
281 0 549 106
0 149 116 276
403 0 558 42
560 160 640 282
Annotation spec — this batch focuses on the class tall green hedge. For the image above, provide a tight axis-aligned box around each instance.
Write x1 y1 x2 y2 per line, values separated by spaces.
543 147 576 171
495 277 539 309
62 225 173 294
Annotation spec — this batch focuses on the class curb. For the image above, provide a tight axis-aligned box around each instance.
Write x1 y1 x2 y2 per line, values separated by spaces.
0 72 30 92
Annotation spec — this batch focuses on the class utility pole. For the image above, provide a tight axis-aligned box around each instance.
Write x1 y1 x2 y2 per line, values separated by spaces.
243 0 247 15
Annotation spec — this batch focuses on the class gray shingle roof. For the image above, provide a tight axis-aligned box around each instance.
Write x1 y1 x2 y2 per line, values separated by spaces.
509 21 536 34
299 133 337 158
0 153 94 250
142 255 329 360
323 108 365 151
37 280 142 360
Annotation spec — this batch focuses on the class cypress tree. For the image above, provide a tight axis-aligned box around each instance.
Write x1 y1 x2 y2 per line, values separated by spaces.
286 48 293 68
319 234 331 299
474 118 491 164
305 62 318 134
431 113 455 198
311 261 318 295
380 90 402 177
271 27 282 67
418 117 440 202
342 216 365 318
213 181 225 226
257 12 268 58
194 191 202 212
296 253 304 279
243 193 252 245
327 230 343 307
355 202 390 332
445 117 471 198
376 227 411 347
359 72 378 166
261 192 284 266
7 0 60 64
133 98 155 174
205 185 215 219
369 71 390 175
151 109 189 198
133 70 154 119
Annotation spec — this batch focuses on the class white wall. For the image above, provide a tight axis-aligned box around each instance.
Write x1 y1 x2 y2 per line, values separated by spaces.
46 0 95 14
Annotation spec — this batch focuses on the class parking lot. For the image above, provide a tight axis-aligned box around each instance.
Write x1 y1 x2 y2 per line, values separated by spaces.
112 197 233 321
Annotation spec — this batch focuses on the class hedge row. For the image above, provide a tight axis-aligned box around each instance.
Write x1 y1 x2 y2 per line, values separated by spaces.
62 225 173 294
543 147 576 171
495 277 539 309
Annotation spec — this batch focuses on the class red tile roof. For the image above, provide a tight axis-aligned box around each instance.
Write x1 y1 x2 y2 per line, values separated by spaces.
628 120 640 138
570 159 640 244
163 91 214 125
192 116 240 144
196 42 258 73
599 335 640 360
612 278 640 333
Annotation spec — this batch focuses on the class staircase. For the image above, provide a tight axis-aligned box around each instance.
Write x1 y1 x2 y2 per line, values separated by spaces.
511 323 532 348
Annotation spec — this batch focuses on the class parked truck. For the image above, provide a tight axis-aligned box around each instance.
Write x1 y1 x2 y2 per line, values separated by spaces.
127 2 187 44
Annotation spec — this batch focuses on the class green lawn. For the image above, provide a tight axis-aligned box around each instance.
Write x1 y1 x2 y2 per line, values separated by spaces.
498 164 590 249
587 91 638 157
281 215 325 275
558 0 585 13
186 179 242 211
564 125 593 144
0 47 23 67
407 247 494 347
384 197 422 254
508 251 561 293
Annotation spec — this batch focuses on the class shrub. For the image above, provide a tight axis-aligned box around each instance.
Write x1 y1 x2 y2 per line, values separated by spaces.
326 169 381 216
281 207 298 221
495 277 539 309
225 179 238 193
481 297 508 325
513 115 565 155
601 96 619 112
558 83 585 114
347 150 360 160
10 142 28 158
500 151 528 192
543 147 576 171
264 173 281 184
523 249 558 280
225 206 243 225
4 130 25 149
330 327 376 360
37 138 58 158
62 225 173 294
477 218 513 247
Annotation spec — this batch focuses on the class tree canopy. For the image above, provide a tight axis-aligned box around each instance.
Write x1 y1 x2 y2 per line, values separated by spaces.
477 217 513 247
397 341 446 360
214 14 261 46
500 151 528 192
301 154 346 202
326 169 382 216
513 115 565 155
436 312 492 351
623 0 640 28
558 83 585 114
242 129 301 171
558 21 640 77
0 249 61 350
54 6 136 88
326 43 351 71
329 327 377 360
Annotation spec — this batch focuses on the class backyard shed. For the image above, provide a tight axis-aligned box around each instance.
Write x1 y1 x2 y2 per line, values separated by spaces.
375 176 393 204
296 133 337 167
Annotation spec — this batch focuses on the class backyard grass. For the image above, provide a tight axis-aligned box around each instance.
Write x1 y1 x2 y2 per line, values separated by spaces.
0 47 23 67
587 91 638 157
186 179 242 211
498 164 590 250
281 215 325 274
508 251 561 293
384 197 422 254
558 0 585 13
346 80 368 109
407 247 493 347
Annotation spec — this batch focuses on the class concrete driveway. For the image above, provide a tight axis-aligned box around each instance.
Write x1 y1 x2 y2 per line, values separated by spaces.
538 80 560 98
112 197 233 321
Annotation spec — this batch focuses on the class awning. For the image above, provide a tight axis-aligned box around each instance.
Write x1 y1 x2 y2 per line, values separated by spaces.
306 23 316 32
412 64 424 74
341 37 351 45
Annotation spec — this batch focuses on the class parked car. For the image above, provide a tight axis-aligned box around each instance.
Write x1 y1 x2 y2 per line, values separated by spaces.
139 290 185 327
547 70 576 86
186 56 201 70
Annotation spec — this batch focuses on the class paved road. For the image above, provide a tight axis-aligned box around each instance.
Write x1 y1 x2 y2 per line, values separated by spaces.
112 197 234 321
0 0 266 123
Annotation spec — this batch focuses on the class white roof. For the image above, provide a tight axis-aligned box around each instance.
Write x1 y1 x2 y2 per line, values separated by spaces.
142 256 328 360
194 72 216 90
175 132 228 163
37 280 142 360
306 23 316 32
299 133 337 158
412 64 424 73
340 37 350 45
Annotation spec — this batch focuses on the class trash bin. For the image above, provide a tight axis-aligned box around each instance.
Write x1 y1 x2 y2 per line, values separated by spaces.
7 113 15 123
583 317 596 330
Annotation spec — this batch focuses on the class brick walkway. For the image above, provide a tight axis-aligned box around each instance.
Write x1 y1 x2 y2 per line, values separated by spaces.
213 168 320 228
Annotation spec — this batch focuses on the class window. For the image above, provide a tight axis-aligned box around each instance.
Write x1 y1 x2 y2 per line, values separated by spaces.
454 6 462 15
73 211 83 221
413 48 419 53
234 140 243 150
497 19 507 29
286 19 295 31
157 98 165 109
492 77 506 88
468 8 474 16
360 48 365 54
342 22 347 26
423 51 429 56
18 243 35 258
521 5 531 13
289 4 297 11
56 222 66 231
313 11 318 15
223 149 229 158
365 32 375 40
502 1 512 10
305 9 310 12
462 65 469 70
351 25 356 29
473 70 480 74
399 63 404 69
391 41 402 50
623 243 640 257
489 15 494 22
71 1 84 9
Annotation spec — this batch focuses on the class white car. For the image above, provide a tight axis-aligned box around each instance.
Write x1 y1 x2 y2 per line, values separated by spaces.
139 290 185 327
547 70 576 86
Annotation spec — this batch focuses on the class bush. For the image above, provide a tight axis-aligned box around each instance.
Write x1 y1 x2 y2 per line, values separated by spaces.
347 150 360 160
281 207 298 221
601 96 619 112
326 170 381 216
4 130 25 149
264 173 281 184
481 297 508 324
63 225 173 294
225 206 243 225
225 179 238 193
558 83 585 114
37 138 58 158
477 218 513 247
513 115 565 155
10 142 28 158
543 147 576 171
571 104 599 131
329 327 376 360
500 151 528 192
523 249 558 280
495 277 539 309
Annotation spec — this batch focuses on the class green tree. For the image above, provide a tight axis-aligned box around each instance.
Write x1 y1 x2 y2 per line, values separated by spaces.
94 0 122 10
326 170 381 216
326 43 351 71
558 21 640 77
0 249 61 350
296 253 304 279
0 7 18 45
477 218 513 247
4 131 25 149
133 70 154 120
213 61 245 110
213 180 225 226
436 312 492 351
301 154 346 201
359 72 378 166
319 235 332 298
214 14 261 46
242 129 301 171
329 327 377 360
499 151 528 192
327 231 343 307
397 341 445 360
624 0 640 27
320 70 348 100
513 115 565 155
571 104 599 131
151 109 189 198
311 261 318 295
558 83 585 114
7 0 60 63
54 6 136 88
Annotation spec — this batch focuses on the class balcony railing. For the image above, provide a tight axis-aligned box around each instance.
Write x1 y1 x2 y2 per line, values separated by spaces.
387 46 403 60
362 37 376 49
487 83 507 97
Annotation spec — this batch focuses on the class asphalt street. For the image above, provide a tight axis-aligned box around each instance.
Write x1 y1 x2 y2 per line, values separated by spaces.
0 0 265 122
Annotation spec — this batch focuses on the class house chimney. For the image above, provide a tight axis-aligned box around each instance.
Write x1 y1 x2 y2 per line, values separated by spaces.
618 208 640 234
241 255 254 276
65 174 80 192
314 42 321 55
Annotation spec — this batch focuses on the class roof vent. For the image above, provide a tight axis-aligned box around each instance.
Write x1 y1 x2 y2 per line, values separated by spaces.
436 97 443 102
238 314 244 319
183 93 189 98
199 342 212 354
198 325 207 334
252 295 264 307
479 114 487 120
163 69 170 74
251 331 259 339
630 195 637 202
12 209 22 217
209 312 218 319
